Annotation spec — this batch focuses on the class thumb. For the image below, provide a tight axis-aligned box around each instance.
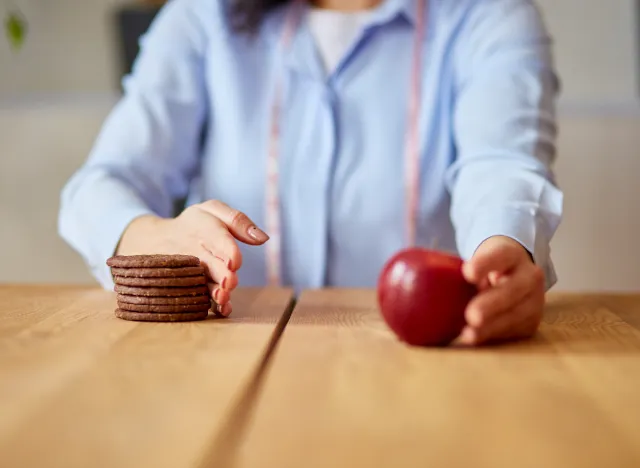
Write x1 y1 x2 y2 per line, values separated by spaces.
198 200 270 245
462 237 520 285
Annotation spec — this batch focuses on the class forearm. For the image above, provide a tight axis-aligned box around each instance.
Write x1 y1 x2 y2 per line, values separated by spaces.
449 0 563 289
58 169 158 288
58 0 210 286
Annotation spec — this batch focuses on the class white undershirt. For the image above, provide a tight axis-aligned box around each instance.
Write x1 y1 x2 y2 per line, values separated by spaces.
308 9 371 75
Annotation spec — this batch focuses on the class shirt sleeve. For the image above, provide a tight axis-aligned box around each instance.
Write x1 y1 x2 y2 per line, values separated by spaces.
446 0 564 290
58 0 211 288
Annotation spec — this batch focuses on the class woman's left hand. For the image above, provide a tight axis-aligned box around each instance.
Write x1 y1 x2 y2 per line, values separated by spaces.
457 235 545 346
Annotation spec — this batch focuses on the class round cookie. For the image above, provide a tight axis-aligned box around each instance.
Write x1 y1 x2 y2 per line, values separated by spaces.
114 275 206 287
110 266 205 278
114 284 208 297
117 294 211 306
115 309 209 322
107 254 200 269
117 301 211 313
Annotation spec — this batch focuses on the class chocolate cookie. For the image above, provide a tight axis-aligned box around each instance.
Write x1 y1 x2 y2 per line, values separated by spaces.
115 309 209 322
114 284 208 297
110 266 206 278
117 302 211 313
107 254 200 269
114 275 206 287
117 294 211 306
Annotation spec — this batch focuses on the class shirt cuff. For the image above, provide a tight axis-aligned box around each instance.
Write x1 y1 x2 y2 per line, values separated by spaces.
456 207 557 291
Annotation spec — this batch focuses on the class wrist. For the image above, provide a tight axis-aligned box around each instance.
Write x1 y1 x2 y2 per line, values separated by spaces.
116 214 169 255
485 235 533 263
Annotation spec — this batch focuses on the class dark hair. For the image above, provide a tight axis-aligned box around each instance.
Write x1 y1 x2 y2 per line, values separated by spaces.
229 0 290 34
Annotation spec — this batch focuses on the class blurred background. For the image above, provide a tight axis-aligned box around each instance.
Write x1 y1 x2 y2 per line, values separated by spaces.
0 0 639 291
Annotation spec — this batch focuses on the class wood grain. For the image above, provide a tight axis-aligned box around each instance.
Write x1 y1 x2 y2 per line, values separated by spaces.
0 285 294 468
236 289 640 468
599 294 640 331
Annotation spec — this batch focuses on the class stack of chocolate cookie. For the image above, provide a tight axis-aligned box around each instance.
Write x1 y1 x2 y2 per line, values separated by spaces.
107 254 211 322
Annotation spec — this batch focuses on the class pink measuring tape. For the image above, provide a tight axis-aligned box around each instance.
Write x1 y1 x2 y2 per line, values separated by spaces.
266 0 427 287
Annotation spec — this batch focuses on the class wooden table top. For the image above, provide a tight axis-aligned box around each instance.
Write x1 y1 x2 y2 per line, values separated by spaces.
1 285 639 468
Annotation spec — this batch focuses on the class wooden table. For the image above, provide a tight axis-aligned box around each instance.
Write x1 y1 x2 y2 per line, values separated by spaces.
1 285 639 467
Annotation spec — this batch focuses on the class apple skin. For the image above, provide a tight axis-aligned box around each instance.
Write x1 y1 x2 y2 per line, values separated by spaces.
377 247 478 347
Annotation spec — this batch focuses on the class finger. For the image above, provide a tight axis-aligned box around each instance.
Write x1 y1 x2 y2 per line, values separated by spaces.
207 282 232 306
461 286 544 346
210 295 225 317
462 238 522 284
465 265 542 327
478 277 491 292
488 271 502 287
456 326 478 346
205 253 238 289
216 302 233 318
474 294 542 344
197 245 232 281
199 200 269 245
198 247 237 297
510 309 544 341
458 304 528 346
199 228 243 271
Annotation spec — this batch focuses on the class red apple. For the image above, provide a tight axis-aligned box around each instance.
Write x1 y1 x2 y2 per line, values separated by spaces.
377 247 477 347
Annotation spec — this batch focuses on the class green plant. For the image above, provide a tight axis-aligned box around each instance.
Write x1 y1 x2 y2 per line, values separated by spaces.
3 3 27 51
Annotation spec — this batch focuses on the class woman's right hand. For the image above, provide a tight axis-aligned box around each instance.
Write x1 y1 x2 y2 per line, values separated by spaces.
116 200 270 317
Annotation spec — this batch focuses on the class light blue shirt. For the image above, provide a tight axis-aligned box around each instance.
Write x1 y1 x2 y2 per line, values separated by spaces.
59 0 563 292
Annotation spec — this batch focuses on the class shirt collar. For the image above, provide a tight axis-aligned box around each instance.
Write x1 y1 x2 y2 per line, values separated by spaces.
265 0 424 78
369 0 420 27
263 0 422 41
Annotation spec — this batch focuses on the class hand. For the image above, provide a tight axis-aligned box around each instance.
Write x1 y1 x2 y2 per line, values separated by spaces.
116 200 269 317
457 236 545 346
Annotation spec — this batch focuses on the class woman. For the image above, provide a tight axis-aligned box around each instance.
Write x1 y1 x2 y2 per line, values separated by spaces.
59 0 563 345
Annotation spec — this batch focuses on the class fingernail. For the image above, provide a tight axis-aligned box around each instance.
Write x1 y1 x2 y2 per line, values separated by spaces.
222 302 233 317
221 276 227 289
247 225 269 243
